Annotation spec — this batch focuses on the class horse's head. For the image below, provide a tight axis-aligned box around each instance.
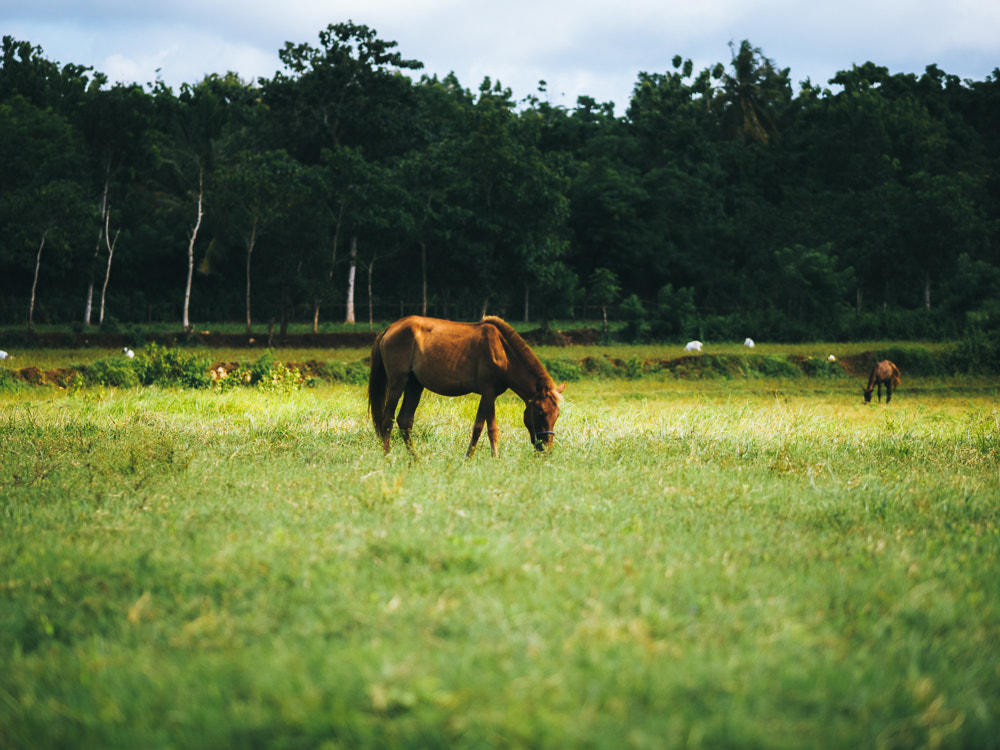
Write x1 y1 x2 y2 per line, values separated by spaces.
524 382 566 451
863 387 873 403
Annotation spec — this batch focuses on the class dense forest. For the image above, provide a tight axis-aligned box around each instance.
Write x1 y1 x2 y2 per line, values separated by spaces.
1 25 998 342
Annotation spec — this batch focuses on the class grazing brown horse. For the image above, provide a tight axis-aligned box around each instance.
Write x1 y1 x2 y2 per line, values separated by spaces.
863 360 901 403
368 316 566 456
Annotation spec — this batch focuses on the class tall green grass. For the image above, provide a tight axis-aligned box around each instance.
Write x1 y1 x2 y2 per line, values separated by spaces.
1 379 998 749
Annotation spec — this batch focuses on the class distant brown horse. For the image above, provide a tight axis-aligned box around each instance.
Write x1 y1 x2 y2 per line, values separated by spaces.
368 316 566 456
863 360 901 403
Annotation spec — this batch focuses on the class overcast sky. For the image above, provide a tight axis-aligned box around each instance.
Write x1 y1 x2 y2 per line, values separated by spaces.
5 1 999 112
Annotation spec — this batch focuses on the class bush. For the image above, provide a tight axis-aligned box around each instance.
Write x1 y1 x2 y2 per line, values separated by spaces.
134 343 212 388
543 358 584 383
578 356 618 378
946 327 1000 375
618 295 651 343
0 368 23 393
798 357 845 378
214 351 304 393
82 357 140 388
321 360 369 385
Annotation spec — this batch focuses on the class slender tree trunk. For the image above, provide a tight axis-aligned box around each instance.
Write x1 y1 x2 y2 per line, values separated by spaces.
183 169 204 332
84 155 112 327
856 285 863 314
367 255 376 331
29 229 50 332
280 260 300 336
345 236 357 323
523 282 530 322
924 271 931 310
245 218 258 335
420 240 428 316
316 201 344 330
98 212 120 327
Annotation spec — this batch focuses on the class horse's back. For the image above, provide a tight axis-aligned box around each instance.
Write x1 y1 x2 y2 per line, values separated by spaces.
870 360 901 389
379 316 495 396
875 360 899 382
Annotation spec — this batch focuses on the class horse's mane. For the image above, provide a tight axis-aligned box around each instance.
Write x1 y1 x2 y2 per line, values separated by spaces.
480 316 556 391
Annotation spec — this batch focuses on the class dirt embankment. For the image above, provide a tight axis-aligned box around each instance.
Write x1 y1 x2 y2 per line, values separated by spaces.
4 326 601 350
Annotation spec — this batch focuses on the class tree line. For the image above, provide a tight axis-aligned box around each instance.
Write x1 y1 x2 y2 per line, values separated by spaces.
1 26 998 341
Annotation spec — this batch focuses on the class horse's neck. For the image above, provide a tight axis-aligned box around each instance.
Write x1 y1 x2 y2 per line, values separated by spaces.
499 337 545 402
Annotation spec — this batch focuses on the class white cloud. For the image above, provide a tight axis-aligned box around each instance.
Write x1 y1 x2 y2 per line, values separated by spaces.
4 0 999 109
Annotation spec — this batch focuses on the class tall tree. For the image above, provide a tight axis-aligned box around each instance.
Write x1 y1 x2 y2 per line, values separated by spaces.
712 40 790 144
156 78 227 330
267 21 424 162
77 81 155 326
0 94 89 328
213 149 303 334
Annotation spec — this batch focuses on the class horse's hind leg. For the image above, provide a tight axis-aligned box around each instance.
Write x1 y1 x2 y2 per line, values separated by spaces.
379 376 409 453
396 377 424 453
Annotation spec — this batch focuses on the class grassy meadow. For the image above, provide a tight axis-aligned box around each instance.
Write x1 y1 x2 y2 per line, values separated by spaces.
1 345 998 749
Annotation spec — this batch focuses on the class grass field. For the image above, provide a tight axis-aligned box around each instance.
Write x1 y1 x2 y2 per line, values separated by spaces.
1 351 998 749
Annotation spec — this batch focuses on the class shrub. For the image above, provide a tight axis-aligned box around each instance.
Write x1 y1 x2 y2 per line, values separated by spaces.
798 357 845 378
755 355 801 379
543 358 584 383
0 368 23 393
215 351 303 393
578 356 618 378
82 357 140 388
134 343 212 388
947 326 1000 375
618 294 651 343
649 284 698 341
323 360 369 385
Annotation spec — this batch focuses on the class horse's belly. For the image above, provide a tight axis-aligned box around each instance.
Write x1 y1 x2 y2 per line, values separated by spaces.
411 364 478 397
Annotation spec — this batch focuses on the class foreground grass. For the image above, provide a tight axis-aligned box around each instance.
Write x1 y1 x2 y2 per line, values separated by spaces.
1 379 998 749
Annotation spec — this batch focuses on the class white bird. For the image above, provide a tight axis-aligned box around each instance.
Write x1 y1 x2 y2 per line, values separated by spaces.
828 354 836 363
0 350 7 359
685 341 703 352
744 338 755 348
123 347 135 359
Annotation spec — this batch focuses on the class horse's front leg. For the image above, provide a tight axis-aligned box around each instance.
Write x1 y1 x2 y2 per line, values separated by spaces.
467 395 496 458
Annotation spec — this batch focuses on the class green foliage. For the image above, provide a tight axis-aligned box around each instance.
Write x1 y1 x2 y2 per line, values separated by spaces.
1 33 1000 339
618 294 650 342
542 358 584 382
947 326 1000 374
649 283 698 341
215 350 303 393
133 343 212 388
81 356 140 387
797 356 845 378
306 358 370 385
0 367 23 392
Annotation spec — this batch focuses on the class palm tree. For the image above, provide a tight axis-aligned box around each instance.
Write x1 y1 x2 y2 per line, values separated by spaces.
713 40 791 144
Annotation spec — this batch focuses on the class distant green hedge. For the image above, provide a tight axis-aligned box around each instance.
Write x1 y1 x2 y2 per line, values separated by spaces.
5 329 998 391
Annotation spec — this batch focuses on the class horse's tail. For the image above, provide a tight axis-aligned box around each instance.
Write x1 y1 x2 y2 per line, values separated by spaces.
368 332 389 440
889 362 901 389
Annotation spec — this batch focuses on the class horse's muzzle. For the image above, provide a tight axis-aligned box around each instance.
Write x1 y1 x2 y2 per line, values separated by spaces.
533 431 555 451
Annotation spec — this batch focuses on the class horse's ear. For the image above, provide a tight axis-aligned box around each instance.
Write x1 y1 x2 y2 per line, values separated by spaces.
556 382 566 394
